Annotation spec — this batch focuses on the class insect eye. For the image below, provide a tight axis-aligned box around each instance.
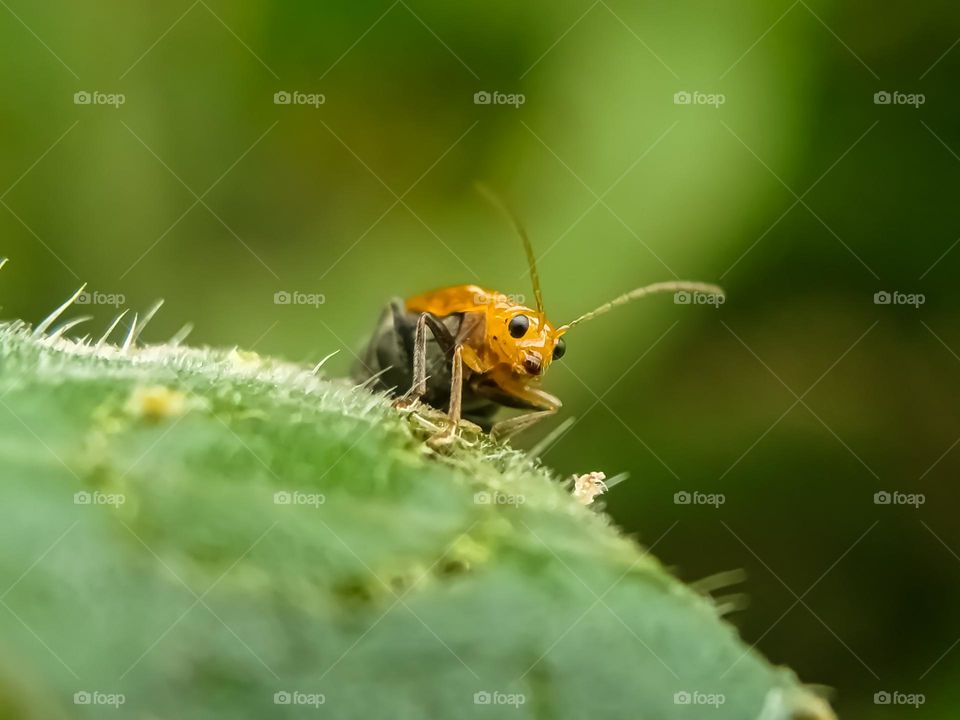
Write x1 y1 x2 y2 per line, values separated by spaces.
508 314 529 338
553 337 566 360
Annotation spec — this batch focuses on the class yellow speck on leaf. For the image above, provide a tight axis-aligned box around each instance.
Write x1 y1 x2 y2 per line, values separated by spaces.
125 385 188 422
229 349 261 367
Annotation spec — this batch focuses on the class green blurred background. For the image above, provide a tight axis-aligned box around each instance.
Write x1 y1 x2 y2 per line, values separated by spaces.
2 1 958 716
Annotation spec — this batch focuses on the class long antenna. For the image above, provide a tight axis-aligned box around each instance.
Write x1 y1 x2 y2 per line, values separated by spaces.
475 183 544 319
560 281 724 330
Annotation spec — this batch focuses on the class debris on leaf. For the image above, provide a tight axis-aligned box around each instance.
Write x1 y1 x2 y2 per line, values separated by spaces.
572 471 609 505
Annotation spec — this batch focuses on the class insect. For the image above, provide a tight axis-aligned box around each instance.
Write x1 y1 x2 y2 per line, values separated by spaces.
354 188 723 442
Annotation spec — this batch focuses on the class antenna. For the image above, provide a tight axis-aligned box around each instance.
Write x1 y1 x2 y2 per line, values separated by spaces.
560 281 724 330
475 183 544 319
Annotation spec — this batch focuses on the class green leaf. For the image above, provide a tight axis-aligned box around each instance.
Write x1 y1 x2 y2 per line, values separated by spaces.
0 323 833 720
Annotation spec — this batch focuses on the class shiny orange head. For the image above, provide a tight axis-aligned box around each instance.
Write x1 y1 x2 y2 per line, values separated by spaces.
476 292 566 379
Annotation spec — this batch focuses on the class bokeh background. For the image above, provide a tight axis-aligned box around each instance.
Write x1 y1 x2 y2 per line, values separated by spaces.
2 1 959 716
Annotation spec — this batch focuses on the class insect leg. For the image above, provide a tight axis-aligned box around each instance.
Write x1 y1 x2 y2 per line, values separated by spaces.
426 344 466 450
410 313 429 398
404 312 456 402
447 345 464 425
490 409 558 442
425 314 456 352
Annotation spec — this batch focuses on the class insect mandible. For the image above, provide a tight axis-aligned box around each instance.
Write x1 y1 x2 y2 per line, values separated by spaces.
354 188 724 442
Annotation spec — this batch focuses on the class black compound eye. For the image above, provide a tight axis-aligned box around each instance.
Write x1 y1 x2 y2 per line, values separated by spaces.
508 314 529 338
553 337 566 360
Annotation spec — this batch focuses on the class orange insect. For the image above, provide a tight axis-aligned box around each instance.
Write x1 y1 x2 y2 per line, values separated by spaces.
354 189 723 441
